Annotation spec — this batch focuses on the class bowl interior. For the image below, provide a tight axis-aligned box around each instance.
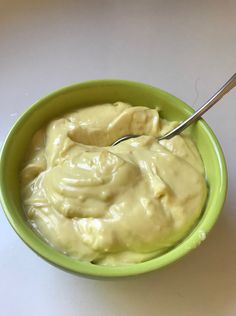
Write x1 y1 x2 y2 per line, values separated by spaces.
0 80 227 277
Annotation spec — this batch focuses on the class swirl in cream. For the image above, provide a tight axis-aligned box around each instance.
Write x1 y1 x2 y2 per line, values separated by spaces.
21 102 207 265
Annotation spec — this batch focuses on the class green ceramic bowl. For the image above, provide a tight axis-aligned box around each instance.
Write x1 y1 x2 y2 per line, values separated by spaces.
0 80 227 278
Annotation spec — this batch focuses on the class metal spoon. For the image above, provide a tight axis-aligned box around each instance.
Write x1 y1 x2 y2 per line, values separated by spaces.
112 73 236 146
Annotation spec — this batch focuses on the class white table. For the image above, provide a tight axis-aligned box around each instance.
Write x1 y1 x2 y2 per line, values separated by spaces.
1 1 236 315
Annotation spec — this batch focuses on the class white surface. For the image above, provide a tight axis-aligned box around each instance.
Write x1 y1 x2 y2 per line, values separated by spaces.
0 1 236 315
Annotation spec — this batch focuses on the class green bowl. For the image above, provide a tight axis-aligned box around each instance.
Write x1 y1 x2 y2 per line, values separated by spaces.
0 80 227 278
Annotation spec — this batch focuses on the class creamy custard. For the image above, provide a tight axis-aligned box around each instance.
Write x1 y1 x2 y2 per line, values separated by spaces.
21 102 207 265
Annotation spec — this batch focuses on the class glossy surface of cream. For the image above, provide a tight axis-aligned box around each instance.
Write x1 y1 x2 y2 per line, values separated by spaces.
21 103 207 265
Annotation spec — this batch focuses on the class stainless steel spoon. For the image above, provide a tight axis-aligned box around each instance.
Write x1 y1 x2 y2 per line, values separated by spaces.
112 73 236 146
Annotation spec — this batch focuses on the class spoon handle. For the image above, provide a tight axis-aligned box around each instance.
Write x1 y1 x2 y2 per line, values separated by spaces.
160 73 236 140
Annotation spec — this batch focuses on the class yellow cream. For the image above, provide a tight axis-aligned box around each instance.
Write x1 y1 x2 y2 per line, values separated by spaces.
21 102 207 265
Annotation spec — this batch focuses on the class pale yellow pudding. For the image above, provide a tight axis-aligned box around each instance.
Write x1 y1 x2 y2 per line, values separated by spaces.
21 102 207 265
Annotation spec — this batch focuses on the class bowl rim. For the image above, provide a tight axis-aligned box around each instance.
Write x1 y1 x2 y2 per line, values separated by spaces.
0 79 228 277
